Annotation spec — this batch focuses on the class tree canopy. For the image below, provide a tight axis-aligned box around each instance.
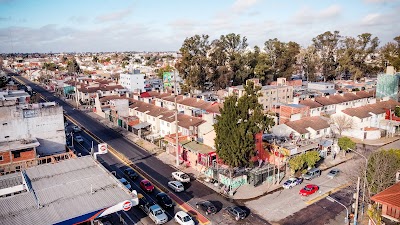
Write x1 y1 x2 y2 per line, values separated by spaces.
177 31 394 90
214 81 275 168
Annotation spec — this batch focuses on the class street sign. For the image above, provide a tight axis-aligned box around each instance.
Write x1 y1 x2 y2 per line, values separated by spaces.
98 143 108 154
122 200 132 211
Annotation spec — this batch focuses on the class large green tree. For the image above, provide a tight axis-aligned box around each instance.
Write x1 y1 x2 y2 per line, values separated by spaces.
337 33 380 80
214 82 275 168
264 38 300 80
367 149 400 197
338 137 355 156
176 34 211 90
312 31 341 80
380 35 400 71
67 58 81 74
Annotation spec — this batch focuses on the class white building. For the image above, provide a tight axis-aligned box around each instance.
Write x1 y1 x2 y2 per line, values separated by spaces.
0 103 66 156
119 69 145 93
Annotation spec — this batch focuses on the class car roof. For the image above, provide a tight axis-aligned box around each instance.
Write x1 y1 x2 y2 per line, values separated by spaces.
176 211 189 217
141 179 149 183
169 180 182 185
157 192 168 197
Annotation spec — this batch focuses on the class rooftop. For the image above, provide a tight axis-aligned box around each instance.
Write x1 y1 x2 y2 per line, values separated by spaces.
371 182 400 209
0 156 135 225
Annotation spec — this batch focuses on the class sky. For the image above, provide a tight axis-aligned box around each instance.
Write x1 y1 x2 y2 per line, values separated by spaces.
0 0 399 53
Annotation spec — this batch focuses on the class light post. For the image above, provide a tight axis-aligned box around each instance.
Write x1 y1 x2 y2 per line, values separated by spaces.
349 148 368 216
326 195 349 225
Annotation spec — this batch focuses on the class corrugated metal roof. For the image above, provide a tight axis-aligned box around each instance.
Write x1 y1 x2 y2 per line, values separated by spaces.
0 173 23 189
0 156 133 225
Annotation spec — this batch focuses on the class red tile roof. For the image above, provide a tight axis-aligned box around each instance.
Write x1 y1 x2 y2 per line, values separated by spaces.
371 182 400 209
299 99 323 109
285 116 330 134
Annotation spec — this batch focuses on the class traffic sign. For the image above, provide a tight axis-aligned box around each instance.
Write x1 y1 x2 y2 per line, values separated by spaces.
98 143 108 154
122 200 132 211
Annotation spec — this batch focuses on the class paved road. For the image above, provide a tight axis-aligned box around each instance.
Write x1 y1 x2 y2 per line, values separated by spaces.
13 74 270 225
277 187 353 225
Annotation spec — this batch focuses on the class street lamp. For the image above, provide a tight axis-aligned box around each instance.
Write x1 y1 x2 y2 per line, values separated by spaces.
349 148 368 216
326 195 349 225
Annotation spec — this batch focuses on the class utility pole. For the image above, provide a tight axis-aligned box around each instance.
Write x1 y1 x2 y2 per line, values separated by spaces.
174 71 179 167
354 176 360 225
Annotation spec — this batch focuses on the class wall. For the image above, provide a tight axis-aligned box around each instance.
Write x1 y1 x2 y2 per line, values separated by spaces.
0 106 66 156
119 73 145 92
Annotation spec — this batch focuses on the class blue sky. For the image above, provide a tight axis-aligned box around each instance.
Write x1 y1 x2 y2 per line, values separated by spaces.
0 0 399 53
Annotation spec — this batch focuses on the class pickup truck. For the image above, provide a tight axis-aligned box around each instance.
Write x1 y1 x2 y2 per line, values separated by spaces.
139 197 168 224
171 171 190 183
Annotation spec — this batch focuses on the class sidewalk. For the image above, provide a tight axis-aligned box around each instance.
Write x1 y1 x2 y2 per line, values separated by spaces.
69 103 358 201
350 136 400 146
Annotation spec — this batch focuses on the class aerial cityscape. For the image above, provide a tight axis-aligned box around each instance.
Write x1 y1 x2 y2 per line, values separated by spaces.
0 0 400 225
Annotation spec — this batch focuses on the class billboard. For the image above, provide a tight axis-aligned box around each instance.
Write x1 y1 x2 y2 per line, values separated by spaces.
163 72 173 87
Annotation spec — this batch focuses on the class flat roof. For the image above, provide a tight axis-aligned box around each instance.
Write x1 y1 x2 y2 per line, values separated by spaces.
0 172 23 190
0 138 40 153
0 156 134 225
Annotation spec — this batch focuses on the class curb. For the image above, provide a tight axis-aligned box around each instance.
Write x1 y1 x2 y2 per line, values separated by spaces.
305 182 351 205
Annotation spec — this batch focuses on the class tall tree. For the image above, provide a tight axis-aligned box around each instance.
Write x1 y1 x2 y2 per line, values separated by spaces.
337 33 380 80
300 46 320 82
214 82 275 168
67 58 81 74
176 34 211 90
367 149 400 197
380 35 400 71
264 38 300 80
312 31 341 80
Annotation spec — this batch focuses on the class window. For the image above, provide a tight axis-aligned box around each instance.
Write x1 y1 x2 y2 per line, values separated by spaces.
2 123 7 126
13 151 21 158
0 155 3 161
317 131 320 135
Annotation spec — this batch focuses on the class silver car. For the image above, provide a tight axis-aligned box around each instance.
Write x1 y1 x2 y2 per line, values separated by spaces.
168 181 184 192
327 168 340 179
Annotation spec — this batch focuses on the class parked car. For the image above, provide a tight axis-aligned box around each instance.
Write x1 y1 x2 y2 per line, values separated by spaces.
139 197 167 225
119 178 132 190
282 177 303 189
302 168 321 180
299 184 319 196
172 171 190 183
327 168 340 179
140 179 154 192
124 168 138 180
168 181 184 192
156 192 174 208
225 206 246 221
174 211 195 225
196 200 217 215
74 135 84 143
72 125 82 132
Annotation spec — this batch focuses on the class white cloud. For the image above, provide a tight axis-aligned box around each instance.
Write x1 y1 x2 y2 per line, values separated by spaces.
231 0 260 14
292 4 342 24
361 13 382 26
95 9 132 23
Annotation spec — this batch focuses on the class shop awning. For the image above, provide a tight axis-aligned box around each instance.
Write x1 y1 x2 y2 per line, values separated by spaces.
132 121 151 129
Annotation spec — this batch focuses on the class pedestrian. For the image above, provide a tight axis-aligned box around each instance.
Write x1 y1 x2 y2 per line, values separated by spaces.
333 152 336 160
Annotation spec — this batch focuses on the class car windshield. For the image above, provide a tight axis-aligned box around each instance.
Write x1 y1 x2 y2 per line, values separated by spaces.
154 209 163 216
304 187 312 191
285 180 293 184
145 182 151 187
183 216 191 222
163 197 172 204
122 180 128 185
182 174 189 178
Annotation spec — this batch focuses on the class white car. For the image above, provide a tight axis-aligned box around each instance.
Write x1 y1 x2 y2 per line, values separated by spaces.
172 171 190 183
119 178 132 190
174 211 195 225
282 177 303 189
168 181 184 192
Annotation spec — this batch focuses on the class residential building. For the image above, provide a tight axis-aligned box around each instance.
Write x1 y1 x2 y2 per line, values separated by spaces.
307 82 336 95
0 156 139 225
228 78 294 111
369 182 400 225
119 69 146 92
0 102 66 156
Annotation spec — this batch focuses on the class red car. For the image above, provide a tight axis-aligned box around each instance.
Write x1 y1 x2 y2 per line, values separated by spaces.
140 179 154 192
299 184 319 196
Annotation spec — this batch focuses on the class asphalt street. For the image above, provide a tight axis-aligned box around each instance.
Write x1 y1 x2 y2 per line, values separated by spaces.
13 74 271 225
